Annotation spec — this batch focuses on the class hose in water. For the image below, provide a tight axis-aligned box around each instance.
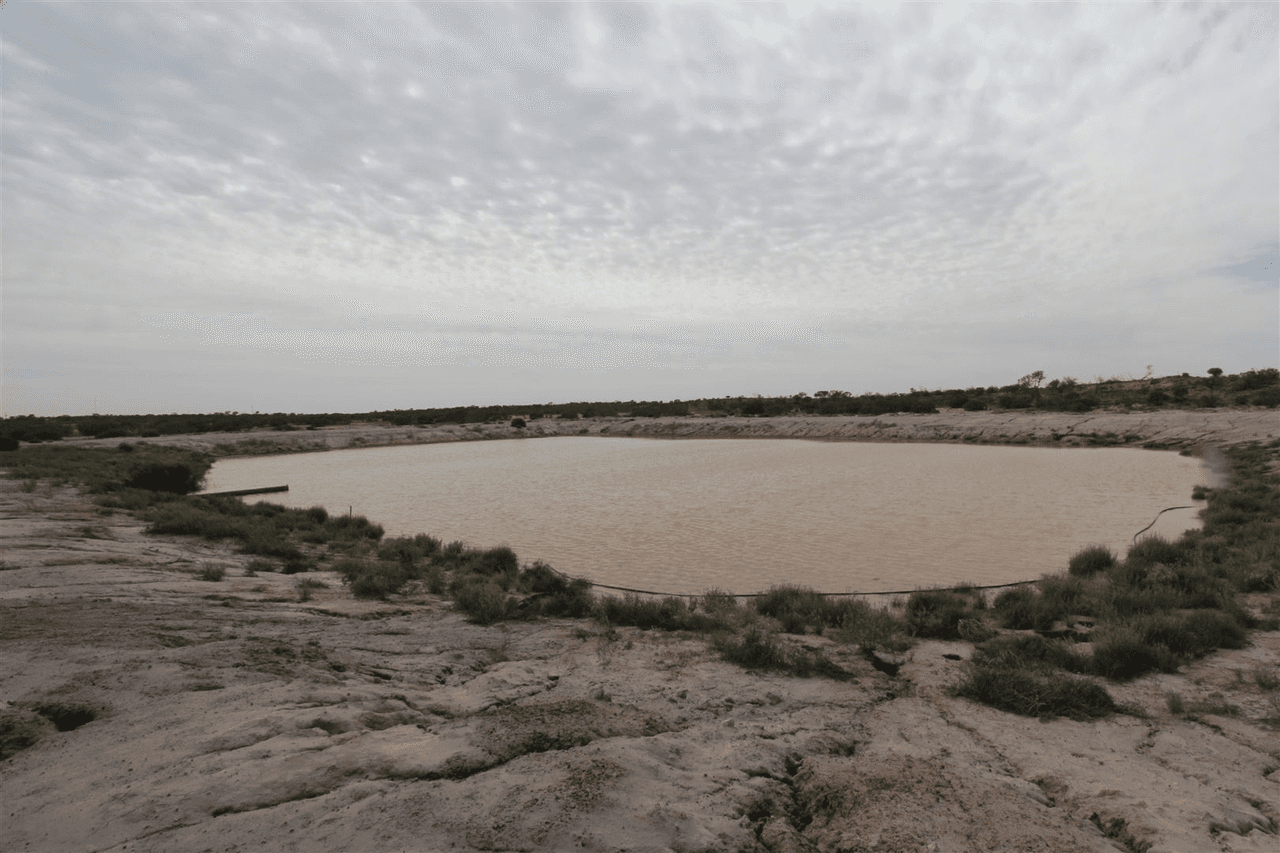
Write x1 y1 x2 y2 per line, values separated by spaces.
545 504 1205 599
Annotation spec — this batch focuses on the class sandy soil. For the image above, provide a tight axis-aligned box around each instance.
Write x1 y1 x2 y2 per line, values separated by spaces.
3 410 1278 852
49 408 1280 458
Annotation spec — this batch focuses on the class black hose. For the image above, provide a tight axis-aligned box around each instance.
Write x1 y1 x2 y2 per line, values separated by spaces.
1132 506 1197 544
542 504 1204 599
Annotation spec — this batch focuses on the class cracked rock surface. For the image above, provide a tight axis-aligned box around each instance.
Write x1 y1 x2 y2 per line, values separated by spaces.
3 414 1279 852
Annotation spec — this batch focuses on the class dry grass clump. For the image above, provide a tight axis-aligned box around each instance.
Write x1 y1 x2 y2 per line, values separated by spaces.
712 627 850 680
904 588 986 639
954 665 1118 721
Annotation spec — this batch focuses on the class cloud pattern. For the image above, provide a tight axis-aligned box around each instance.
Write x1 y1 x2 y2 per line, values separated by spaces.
4 1 1276 414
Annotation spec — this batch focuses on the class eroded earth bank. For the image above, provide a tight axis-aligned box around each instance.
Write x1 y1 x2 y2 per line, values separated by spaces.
2 411 1279 853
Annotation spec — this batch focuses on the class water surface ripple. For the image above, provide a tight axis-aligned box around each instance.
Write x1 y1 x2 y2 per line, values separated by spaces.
203 438 1209 595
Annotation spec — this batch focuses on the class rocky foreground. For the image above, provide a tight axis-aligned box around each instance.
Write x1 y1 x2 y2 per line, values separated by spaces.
2 410 1279 853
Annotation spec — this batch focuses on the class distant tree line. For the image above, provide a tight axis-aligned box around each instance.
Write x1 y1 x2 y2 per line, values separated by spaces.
2 368 1275 446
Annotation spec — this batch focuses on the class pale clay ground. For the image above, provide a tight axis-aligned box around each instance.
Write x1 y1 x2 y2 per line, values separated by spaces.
2 410 1279 853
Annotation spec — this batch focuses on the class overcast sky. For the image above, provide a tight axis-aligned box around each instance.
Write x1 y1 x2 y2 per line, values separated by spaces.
3 1 1277 416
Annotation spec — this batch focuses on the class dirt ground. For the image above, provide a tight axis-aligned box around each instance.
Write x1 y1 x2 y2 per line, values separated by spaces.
3 411 1279 852
49 408 1280 458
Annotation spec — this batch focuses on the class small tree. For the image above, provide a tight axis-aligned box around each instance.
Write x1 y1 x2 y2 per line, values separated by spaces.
1017 371 1046 389
1207 367 1224 388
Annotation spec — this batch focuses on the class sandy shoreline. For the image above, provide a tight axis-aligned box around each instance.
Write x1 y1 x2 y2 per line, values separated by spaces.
2 409 1278 852
49 407 1280 458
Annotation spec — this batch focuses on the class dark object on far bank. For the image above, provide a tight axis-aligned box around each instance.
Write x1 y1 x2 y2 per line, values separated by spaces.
124 462 206 494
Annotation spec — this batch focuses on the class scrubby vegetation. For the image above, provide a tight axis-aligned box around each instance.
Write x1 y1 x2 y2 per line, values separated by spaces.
0 443 213 496
2 367 1276 446
954 664 1119 721
954 438 1280 717
3 418 1276 700
712 627 850 680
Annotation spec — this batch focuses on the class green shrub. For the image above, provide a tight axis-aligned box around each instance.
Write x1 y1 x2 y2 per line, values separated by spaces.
239 530 305 563
143 501 245 539
1090 629 1180 681
124 462 207 494
830 600 913 652
336 559 410 599
713 627 849 679
1068 545 1116 578
451 576 517 625
1037 573 1090 618
992 586 1039 630
754 585 833 634
324 513 384 541
971 634 1092 674
954 666 1117 720
474 546 518 577
1137 610 1248 659
1126 535 1186 567
377 533 441 565
700 588 740 617
1251 387 1280 407
527 577 595 618
596 593 691 631
516 562 594 618
197 564 226 582
905 589 974 639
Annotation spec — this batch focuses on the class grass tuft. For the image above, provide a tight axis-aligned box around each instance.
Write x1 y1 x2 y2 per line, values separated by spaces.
954 666 1118 721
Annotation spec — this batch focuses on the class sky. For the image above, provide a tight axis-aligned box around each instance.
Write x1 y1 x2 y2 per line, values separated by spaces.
3 1 1277 417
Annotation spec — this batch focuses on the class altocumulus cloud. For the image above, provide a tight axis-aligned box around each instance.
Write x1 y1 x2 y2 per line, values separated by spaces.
3 1 1276 415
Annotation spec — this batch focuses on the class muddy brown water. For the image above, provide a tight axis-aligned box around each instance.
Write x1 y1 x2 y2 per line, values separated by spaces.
202 437 1211 595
